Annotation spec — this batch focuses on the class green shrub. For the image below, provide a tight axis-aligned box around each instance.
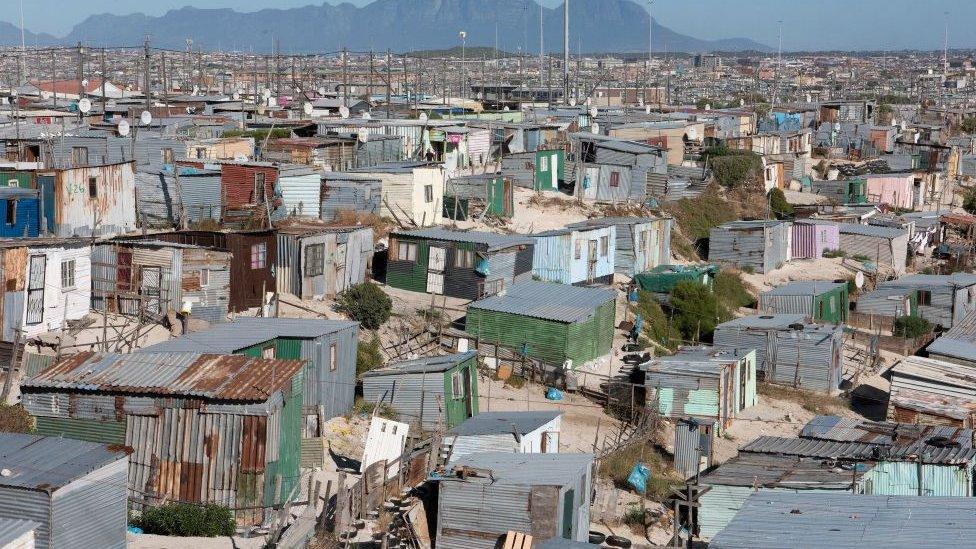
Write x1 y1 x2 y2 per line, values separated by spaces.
713 271 755 310
356 337 384 375
352 399 399 420
964 190 976 215
504 374 526 389
823 249 846 258
893 316 931 339
633 291 677 351
336 282 392 330
134 503 235 537
767 188 794 220
669 280 731 342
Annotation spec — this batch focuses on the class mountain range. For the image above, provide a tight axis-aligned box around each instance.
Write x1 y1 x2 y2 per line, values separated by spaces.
0 0 769 54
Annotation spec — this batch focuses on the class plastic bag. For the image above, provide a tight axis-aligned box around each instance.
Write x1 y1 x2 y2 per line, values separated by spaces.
545 387 564 401
627 462 650 493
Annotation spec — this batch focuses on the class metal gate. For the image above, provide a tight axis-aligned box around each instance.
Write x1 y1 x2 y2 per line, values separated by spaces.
426 247 446 294
25 255 45 325
141 266 163 315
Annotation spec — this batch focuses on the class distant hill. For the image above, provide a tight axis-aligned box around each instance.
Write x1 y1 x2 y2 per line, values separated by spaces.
0 21 58 47
0 0 769 54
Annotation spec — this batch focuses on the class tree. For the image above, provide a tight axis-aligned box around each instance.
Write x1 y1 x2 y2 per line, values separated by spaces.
960 117 976 135
754 102 771 119
767 188 794 220
893 316 931 339
695 97 713 110
357 337 384 375
668 281 731 342
336 282 392 330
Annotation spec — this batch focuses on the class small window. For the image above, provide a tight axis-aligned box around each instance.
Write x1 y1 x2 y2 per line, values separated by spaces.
88 177 97 199
397 242 418 262
451 371 464 399
250 243 267 269
581 142 597 163
61 259 76 290
539 156 549 172
7 179 18 187
4 200 15 225
261 346 275 359
254 172 267 204
71 147 88 166
161 148 174 164
609 171 620 188
455 249 476 269
424 184 434 204
574 240 582 260
195 148 207 159
918 290 932 306
305 243 325 276
199 268 209 287
330 343 337 371
600 236 609 257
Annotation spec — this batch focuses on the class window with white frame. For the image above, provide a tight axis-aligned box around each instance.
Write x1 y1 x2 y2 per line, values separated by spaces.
396 241 418 262
330 343 337 371
199 268 209 287
61 259 76 290
600 236 609 257
451 371 464 399
250 243 267 269
455 249 476 269
305 243 325 276
424 184 434 204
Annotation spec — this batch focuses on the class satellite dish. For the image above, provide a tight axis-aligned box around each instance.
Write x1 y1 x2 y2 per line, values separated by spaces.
588 107 598 118
117 120 130 137
687 127 699 140
855 271 865 289
569 97 578 107
262 88 272 100
140 111 153 125
645 105 651 114
339 106 350 119
294 87 302 94
232 91 241 101
419 112 429 123
357 128 369 143
78 98 92 114
362 111 372 120
193 85 200 96
302 102 313 116
590 123 599 133
81 79 89 88
317 86 326 96
503 106 510 111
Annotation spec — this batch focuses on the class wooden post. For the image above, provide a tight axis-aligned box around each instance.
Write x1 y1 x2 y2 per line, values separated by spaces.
319 479 334 531
334 472 347 534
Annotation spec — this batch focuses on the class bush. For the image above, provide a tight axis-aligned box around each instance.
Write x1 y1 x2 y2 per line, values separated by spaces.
713 271 756 310
356 337 384 375
893 316 931 339
767 188 794 220
669 280 732 342
823 249 846 258
964 190 976 215
709 153 763 188
336 282 392 330
134 503 235 537
0 404 32 434
351 399 398 420
633 290 677 351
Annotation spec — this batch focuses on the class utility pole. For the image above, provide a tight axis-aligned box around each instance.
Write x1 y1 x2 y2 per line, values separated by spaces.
563 0 570 104
460 31 467 101
539 1 544 87
772 20 782 106
100 48 107 116
647 0 654 97
342 48 348 108
50 49 57 107
386 50 393 118
144 36 152 114
76 43 85 121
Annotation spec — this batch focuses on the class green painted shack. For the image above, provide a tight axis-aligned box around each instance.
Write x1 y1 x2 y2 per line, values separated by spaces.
640 346 757 434
759 281 849 323
466 281 616 367
361 352 480 431
444 173 515 220
21 351 306 521
634 264 720 297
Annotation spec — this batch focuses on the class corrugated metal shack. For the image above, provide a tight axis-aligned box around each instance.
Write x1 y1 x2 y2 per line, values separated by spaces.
740 431 976 497
501 149 565 192
91 239 231 323
42 161 137 238
320 173 382 222
876 273 976 328
361 352 479 431
443 411 562 462
443 173 514 220
350 161 444 227
134 167 222 228
436 452 593 548
855 286 918 319
759 281 849 323
0 518 40 549
466 281 616 367
927 310 976 367
791 219 840 259
883 356 976 427
837 223 909 277
276 164 323 219
214 161 281 226
640 346 758 433
713 314 843 394
807 177 867 204
0 433 129 549
709 492 976 549
0 187 40 238
708 220 792 274
126 229 276 313
0 238 91 344
385 228 533 299
566 216 672 277
263 135 401 172
573 134 666 203
530 225 615 285
275 224 374 300
698 452 873 539
21 351 306 519
140 317 359 431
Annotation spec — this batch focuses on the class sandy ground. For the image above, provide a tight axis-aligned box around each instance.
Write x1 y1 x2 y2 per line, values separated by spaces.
452 187 596 234
739 256 861 294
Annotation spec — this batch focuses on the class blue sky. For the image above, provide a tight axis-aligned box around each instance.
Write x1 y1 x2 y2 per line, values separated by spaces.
7 0 976 51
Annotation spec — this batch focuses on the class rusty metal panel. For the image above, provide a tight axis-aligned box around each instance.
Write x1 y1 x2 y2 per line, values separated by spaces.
240 415 267 473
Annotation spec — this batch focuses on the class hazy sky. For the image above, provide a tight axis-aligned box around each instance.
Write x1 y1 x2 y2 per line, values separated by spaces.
8 0 976 51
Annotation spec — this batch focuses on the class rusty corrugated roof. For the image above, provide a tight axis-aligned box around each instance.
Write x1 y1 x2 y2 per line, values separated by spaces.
24 352 304 402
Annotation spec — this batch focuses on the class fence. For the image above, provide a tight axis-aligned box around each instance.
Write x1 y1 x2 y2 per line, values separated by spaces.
848 328 935 356
848 311 897 333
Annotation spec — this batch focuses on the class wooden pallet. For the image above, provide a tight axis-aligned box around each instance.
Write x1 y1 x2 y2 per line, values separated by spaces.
502 530 534 549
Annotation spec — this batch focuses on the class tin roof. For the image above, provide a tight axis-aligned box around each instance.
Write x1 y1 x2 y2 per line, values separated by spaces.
0 433 128 492
762 280 846 297
445 452 593 486
140 318 358 354
639 346 753 377
24 352 305 402
741 435 976 465
882 272 976 288
709 492 976 549
927 312 976 361
447 411 561 437
837 222 907 239
392 228 532 251
716 314 809 330
361 352 476 378
468 281 615 323
0 519 39 545
800 415 974 447
701 452 869 489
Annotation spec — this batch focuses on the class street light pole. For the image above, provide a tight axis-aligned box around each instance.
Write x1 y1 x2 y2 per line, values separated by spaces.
460 31 467 102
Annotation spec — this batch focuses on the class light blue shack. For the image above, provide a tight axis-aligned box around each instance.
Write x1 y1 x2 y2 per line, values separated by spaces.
530 224 616 285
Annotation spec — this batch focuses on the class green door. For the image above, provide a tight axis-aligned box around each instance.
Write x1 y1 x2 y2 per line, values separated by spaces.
562 489 575 539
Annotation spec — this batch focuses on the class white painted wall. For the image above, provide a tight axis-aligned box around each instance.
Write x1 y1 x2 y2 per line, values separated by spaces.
21 245 92 339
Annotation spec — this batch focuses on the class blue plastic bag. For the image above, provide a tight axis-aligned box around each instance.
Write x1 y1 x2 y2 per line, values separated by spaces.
545 387 563 401
627 462 650 493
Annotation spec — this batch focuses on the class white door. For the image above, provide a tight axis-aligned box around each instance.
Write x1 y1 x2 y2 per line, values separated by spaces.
426 272 445 294
428 247 446 271
582 167 599 200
